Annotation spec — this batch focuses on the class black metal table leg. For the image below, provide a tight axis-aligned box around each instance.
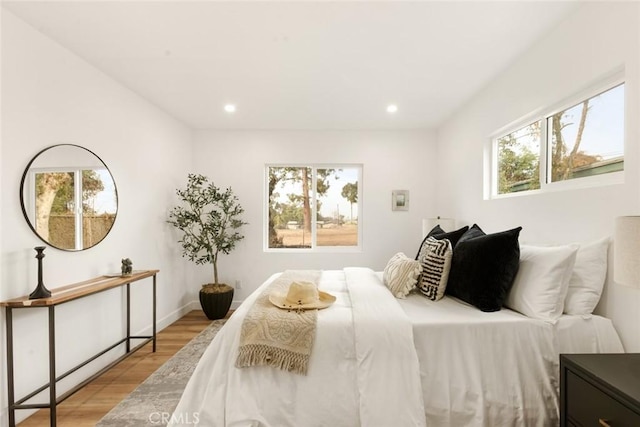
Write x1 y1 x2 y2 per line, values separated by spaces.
7 307 16 427
126 282 131 353
48 306 57 427
153 274 157 353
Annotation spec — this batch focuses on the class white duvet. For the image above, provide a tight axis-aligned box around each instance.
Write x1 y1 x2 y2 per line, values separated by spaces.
169 268 425 427
169 268 623 427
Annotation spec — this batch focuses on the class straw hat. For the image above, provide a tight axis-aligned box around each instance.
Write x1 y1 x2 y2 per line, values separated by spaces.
269 281 336 310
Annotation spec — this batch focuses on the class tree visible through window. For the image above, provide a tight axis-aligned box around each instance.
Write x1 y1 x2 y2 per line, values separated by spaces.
34 169 116 249
267 165 361 250
547 83 624 183
495 82 624 195
497 121 541 194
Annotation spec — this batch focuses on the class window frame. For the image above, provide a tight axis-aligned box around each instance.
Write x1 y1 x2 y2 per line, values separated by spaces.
487 71 625 199
264 163 363 253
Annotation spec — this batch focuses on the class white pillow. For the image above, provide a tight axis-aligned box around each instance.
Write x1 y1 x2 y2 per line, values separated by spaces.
505 244 578 321
564 237 610 315
383 252 421 298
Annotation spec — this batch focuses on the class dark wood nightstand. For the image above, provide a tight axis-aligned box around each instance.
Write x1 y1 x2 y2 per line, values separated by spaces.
560 354 640 427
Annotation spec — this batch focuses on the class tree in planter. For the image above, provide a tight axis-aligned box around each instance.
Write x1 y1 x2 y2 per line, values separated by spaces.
168 174 247 318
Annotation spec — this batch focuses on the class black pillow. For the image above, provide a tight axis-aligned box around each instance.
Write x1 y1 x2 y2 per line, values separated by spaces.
445 226 522 312
431 225 469 247
456 223 485 246
415 225 469 260
427 224 445 236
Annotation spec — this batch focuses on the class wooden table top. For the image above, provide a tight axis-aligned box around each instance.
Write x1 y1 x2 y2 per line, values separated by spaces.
0 270 159 308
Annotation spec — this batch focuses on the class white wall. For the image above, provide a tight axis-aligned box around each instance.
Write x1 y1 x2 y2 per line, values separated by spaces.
436 2 640 350
192 130 437 301
1 11 194 424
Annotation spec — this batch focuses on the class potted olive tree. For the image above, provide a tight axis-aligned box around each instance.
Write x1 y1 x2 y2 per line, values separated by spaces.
168 173 247 320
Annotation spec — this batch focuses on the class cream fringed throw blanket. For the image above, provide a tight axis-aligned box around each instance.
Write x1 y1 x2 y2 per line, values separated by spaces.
235 270 322 375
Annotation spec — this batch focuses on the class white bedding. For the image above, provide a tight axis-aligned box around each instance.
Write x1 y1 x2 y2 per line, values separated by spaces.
169 268 623 427
397 290 623 426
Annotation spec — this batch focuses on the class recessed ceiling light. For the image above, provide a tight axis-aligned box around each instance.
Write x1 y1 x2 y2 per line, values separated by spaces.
386 104 398 114
224 104 236 113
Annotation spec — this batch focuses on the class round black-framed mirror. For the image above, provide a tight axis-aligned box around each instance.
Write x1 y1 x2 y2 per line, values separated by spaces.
20 144 118 251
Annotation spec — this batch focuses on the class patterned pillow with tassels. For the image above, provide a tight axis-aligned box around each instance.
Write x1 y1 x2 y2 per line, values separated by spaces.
416 237 453 301
383 252 421 298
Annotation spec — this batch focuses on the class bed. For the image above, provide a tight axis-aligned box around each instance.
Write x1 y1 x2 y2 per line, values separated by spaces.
168 266 623 427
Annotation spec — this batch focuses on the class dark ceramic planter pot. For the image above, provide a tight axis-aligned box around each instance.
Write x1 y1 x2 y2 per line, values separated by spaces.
199 283 234 320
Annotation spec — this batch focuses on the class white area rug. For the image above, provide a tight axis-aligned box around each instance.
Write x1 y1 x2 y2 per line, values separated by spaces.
96 319 227 427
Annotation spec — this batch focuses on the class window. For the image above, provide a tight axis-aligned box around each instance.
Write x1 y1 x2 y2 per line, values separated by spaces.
29 168 117 250
492 79 624 197
266 165 362 251
496 121 542 194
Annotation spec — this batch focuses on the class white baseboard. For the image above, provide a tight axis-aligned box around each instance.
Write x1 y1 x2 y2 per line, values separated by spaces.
133 300 200 336
134 299 243 337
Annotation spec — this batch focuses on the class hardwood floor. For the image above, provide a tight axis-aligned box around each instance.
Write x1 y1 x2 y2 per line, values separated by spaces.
18 310 214 427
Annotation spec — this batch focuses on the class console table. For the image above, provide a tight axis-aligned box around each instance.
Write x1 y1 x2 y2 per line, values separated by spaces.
1 269 159 427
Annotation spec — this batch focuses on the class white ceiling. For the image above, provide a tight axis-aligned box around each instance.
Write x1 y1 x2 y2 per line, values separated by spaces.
2 1 580 130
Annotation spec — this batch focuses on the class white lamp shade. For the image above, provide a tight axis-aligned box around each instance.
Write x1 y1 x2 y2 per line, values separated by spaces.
422 217 456 238
614 216 640 288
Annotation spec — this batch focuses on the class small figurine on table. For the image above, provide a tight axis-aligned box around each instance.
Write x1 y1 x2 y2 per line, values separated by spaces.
121 258 133 276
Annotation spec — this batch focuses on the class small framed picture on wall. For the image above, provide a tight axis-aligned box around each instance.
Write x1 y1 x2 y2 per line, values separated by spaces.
392 190 409 211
